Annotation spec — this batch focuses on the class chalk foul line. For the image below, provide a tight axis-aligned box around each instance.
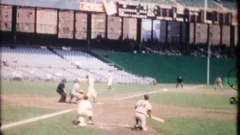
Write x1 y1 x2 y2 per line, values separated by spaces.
1 108 75 130
114 85 206 100
1 85 205 130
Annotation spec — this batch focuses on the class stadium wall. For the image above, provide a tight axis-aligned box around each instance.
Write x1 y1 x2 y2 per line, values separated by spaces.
94 50 236 84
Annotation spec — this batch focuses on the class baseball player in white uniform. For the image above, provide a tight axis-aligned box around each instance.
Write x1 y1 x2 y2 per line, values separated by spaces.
86 75 97 102
72 95 93 126
69 78 84 103
133 94 152 131
214 77 223 90
107 71 113 90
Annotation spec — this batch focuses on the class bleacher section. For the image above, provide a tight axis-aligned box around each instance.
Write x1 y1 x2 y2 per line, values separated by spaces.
220 1 237 10
177 0 217 8
1 47 152 84
94 50 235 84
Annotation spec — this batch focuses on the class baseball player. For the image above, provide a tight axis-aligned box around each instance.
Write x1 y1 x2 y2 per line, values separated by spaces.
133 94 152 131
107 71 113 90
214 77 223 91
86 75 97 102
69 78 84 103
72 95 93 126
176 76 183 89
56 78 67 103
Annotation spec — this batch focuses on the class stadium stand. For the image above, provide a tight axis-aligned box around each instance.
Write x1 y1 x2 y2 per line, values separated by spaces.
1 46 153 84
93 50 235 84
219 1 237 10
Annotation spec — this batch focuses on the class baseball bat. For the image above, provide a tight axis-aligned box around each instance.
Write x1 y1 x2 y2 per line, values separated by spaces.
151 116 165 123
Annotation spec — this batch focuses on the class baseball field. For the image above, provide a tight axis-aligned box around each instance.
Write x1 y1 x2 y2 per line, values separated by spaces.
1 80 237 135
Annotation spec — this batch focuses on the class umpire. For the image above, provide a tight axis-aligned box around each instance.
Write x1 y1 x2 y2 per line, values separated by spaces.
56 78 67 103
176 76 183 88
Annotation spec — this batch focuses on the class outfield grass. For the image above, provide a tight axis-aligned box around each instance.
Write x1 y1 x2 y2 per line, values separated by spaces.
1 80 153 98
149 117 236 135
1 101 57 125
148 92 237 110
2 112 99 135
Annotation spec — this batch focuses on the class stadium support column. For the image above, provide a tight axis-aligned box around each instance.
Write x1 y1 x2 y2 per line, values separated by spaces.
73 11 76 39
105 15 108 38
11 6 17 48
165 21 168 45
57 9 59 38
230 25 235 47
136 18 142 51
185 22 190 46
220 24 223 45
193 22 196 44
34 8 37 34
121 17 124 40
87 12 92 50
151 19 154 42
180 22 183 44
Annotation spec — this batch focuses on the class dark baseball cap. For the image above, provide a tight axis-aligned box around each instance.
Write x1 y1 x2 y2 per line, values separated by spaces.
144 94 149 100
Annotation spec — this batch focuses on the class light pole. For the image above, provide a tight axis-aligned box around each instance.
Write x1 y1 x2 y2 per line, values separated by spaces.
204 0 210 85
204 0 207 23
207 43 210 85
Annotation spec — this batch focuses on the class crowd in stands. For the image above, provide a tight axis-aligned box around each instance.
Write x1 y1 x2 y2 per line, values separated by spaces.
141 43 236 58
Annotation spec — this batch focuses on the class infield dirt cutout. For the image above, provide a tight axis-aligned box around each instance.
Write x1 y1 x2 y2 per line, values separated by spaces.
2 86 237 135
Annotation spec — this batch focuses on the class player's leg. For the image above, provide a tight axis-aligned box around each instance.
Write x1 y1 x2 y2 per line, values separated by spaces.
93 90 97 102
58 91 65 102
219 83 223 90
87 110 93 124
214 83 217 91
62 92 67 102
139 114 147 131
133 114 140 130
72 114 80 125
176 83 179 88
181 83 183 88
69 93 73 103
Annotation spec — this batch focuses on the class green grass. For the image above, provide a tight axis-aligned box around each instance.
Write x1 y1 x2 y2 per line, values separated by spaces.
1 80 153 97
147 92 237 110
1 81 60 96
149 117 236 135
2 112 99 135
1 101 57 124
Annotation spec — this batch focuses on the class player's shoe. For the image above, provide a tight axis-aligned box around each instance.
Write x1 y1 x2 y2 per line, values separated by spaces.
72 120 80 125
78 122 87 127
132 125 141 130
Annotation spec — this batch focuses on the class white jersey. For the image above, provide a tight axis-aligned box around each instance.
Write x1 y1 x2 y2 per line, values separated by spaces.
88 77 95 89
70 83 80 93
108 72 113 84
77 100 92 113
216 77 222 84
108 72 113 80
135 100 152 116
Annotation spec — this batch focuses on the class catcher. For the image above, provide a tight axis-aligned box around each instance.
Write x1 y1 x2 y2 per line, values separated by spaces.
72 95 93 126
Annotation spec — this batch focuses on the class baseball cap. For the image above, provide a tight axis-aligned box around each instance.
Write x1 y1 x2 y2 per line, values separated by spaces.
144 94 149 100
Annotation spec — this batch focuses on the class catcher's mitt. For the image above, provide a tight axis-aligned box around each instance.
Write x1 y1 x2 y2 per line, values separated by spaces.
76 88 84 94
